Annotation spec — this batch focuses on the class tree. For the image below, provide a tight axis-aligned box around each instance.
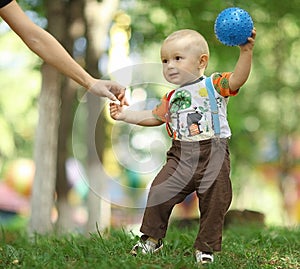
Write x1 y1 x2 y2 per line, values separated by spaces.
55 0 85 232
84 0 120 234
29 0 66 234
29 0 121 234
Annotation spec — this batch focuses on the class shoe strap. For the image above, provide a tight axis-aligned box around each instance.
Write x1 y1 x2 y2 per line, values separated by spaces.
195 250 214 263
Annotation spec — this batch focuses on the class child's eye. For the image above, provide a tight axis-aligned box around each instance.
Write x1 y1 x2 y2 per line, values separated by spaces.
162 59 168 63
175 56 182 61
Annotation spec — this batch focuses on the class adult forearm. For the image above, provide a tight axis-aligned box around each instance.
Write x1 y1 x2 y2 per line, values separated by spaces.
0 0 95 90
23 29 95 89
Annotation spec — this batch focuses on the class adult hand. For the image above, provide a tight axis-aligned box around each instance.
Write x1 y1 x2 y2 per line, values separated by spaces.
89 80 128 106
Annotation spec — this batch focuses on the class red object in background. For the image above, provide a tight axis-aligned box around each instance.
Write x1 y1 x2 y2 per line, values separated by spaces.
0 181 29 214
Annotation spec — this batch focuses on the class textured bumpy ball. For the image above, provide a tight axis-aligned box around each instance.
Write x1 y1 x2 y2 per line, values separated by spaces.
214 7 253 46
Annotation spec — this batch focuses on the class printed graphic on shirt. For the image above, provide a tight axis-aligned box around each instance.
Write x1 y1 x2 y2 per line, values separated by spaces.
152 73 237 141
168 85 215 141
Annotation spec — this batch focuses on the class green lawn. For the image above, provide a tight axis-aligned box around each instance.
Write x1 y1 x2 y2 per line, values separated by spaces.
0 223 299 268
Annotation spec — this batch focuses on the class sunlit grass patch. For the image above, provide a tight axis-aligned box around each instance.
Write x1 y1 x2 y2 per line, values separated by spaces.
0 224 299 268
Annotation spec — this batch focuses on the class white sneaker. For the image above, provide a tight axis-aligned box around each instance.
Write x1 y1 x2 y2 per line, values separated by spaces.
130 235 163 256
195 250 214 264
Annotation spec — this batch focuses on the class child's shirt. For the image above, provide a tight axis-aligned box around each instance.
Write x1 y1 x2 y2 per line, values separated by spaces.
152 72 238 141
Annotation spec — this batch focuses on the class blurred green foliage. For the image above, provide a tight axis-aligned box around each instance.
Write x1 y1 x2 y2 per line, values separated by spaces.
0 30 41 177
125 0 300 180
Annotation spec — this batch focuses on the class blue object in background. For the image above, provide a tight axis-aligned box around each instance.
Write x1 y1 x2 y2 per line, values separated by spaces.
214 7 254 46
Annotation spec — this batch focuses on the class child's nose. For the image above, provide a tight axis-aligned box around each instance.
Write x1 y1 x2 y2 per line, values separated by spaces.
168 60 175 68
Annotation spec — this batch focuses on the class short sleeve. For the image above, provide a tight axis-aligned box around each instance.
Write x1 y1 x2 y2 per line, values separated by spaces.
152 93 170 123
212 72 239 97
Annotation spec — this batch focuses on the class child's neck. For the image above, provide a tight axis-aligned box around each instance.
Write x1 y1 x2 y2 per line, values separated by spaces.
180 75 205 87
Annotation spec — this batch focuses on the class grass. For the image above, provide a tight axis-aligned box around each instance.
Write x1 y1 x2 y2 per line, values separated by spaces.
0 223 299 269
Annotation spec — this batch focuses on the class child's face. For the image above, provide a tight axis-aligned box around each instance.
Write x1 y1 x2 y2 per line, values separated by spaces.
160 38 206 85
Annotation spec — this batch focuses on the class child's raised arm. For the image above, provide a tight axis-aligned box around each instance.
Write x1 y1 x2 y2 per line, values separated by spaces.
109 103 163 127
229 28 256 91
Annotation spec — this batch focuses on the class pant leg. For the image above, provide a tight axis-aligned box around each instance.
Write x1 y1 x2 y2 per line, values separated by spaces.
193 139 232 252
140 141 196 239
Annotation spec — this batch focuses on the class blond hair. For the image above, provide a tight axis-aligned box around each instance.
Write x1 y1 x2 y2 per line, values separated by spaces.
163 29 210 56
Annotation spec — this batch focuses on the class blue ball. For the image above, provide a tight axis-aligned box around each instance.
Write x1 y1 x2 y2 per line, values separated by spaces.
214 7 253 46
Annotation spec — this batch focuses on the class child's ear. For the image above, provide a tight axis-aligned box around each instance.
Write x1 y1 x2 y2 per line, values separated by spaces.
199 54 209 69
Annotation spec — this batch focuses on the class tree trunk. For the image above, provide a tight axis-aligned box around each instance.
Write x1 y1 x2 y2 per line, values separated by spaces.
29 0 65 234
55 81 76 232
55 0 85 233
29 63 61 234
84 0 119 233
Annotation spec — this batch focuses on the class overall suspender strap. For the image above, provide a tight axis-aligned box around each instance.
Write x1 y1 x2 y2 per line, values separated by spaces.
166 89 175 138
205 76 221 136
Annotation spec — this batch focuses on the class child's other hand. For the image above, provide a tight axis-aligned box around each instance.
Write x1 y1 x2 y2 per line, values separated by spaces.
109 102 126 121
239 28 256 51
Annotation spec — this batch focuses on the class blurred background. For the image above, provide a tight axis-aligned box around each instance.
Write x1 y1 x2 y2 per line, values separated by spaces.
0 0 300 234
